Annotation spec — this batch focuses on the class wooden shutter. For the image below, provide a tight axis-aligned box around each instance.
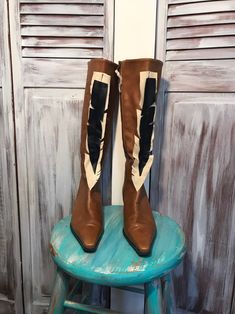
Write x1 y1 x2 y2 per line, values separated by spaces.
0 1 23 313
165 0 235 92
152 0 235 313
19 0 111 88
8 0 114 312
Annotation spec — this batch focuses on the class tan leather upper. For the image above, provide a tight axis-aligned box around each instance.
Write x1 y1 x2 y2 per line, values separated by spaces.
71 57 162 255
119 58 163 255
71 59 118 251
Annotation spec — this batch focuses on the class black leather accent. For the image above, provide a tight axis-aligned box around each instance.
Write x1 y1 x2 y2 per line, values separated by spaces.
88 80 108 172
138 77 156 175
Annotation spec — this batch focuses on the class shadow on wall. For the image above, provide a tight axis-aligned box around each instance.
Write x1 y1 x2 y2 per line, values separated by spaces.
150 78 169 210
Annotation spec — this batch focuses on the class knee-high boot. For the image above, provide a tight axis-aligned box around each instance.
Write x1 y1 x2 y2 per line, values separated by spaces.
71 59 118 252
119 58 163 256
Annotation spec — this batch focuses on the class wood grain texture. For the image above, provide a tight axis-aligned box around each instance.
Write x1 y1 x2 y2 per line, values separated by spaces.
21 0 104 3
8 1 37 312
165 60 235 92
20 14 104 26
0 1 2 86
103 0 114 59
21 25 104 37
20 3 104 15
231 291 235 314
8 1 114 312
0 1 23 313
169 0 213 3
19 1 107 81
166 47 235 60
168 0 235 16
151 93 235 314
167 24 235 39
168 12 235 28
25 88 82 312
156 0 169 62
22 47 103 58
167 36 235 50
22 36 104 48
0 299 15 314
0 92 16 314
155 0 235 312
23 58 88 87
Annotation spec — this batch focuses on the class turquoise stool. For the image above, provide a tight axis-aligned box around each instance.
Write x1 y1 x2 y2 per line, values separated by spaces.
48 205 186 313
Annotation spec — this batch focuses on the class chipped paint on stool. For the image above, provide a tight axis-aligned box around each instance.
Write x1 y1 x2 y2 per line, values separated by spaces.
48 205 186 313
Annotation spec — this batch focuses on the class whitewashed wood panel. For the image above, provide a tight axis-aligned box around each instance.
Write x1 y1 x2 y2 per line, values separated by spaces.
155 0 235 312
22 36 104 48
21 0 104 3
168 12 235 28
167 24 235 39
23 58 88 87
0 1 23 313
151 93 235 314
0 2 2 86
22 47 103 58
24 88 82 310
19 1 109 76
167 36 235 50
168 0 235 16
21 14 104 26
232 294 235 314
21 26 104 37
169 0 212 3
165 60 235 91
166 47 235 60
20 3 104 15
0 92 15 314
9 1 114 313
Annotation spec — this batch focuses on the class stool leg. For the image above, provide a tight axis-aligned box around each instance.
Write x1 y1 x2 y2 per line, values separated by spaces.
162 274 176 314
48 268 69 314
144 279 162 314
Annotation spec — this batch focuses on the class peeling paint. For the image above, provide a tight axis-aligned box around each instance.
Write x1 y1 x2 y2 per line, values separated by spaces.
49 243 57 257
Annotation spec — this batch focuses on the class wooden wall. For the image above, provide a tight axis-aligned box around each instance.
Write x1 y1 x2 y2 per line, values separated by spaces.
152 0 235 313
1 0 235 313
0 1 23 313
0 0 113 313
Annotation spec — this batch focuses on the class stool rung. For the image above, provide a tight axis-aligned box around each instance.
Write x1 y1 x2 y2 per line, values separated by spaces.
64 300 122 314
115 286 144 294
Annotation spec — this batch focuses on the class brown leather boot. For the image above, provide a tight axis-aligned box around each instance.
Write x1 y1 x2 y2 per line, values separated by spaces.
119 58 163 256
71 59 118 252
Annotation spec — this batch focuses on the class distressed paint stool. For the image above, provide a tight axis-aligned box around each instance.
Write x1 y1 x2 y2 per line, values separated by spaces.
48 205 186 314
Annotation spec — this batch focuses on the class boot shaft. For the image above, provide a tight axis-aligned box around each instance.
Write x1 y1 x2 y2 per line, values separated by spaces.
119 58 163 191
79 57 162 191
80 58 118 189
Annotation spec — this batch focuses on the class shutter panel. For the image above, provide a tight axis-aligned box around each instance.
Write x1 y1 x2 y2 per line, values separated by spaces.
19 0 109 88
8 1 114 312
0 1 23 313
152 0 235 313
165 0 235 91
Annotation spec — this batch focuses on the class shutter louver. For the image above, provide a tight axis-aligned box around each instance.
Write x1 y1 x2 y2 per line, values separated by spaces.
19 0 107 87
166 0 235 60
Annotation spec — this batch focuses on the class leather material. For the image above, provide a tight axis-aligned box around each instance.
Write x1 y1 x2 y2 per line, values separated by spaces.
138 77 156 175
119 58 163 256
88 80 109 172
71 58 118 252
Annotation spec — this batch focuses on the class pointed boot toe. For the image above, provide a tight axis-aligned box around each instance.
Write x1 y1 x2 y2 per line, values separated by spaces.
71 223 103 252
119 58 162 256
70 58 118 253
124 225 156 256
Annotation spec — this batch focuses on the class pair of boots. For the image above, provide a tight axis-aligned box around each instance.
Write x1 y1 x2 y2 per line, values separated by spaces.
71 58 162 256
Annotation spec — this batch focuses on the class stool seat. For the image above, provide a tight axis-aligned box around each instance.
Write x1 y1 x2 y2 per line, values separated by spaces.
49 205 185 287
